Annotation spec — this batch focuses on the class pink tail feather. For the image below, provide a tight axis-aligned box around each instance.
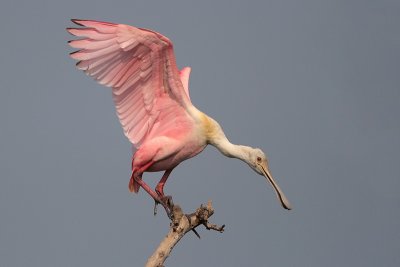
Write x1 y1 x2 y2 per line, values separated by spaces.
128 174 140 193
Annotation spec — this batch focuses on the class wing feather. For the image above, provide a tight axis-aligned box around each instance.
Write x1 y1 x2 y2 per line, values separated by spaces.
68 38 117 50
68 19 193 147
67 28 114 40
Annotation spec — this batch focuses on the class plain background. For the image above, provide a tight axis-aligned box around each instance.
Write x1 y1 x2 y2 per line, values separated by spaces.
1 0 399 266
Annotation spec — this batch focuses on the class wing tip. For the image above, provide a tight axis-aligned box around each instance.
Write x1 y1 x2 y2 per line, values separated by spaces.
71 19 84 26
69 50 82 59
70 19 117 27
66 27 76 35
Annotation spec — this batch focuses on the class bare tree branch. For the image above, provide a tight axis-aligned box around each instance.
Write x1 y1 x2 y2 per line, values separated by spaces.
145 200 225 267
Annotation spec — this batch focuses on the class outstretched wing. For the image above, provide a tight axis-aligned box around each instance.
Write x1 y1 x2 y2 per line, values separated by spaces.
67 19 193 147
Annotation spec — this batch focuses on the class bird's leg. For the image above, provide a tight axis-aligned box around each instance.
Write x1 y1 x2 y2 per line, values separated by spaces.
154 169 174 216
133 174 174 219
130 164 173 219
131 172 159 202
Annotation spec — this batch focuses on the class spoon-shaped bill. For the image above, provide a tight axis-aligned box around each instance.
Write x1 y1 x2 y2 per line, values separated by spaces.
261 167 292 210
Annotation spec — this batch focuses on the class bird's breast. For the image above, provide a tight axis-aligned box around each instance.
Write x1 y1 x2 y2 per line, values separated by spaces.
144 123 208 172
146 140 207 172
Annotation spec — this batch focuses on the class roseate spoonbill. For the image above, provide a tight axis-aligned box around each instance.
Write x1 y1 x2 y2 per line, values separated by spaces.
67 19 292 216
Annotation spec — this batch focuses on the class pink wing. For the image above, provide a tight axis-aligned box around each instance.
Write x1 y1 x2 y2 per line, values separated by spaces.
67 19 193 147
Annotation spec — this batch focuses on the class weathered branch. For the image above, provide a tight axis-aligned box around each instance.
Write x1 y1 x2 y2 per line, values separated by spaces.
145 200 225 267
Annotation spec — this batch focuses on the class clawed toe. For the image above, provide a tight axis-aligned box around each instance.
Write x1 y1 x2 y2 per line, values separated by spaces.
161 195 174 209
153 195 174 219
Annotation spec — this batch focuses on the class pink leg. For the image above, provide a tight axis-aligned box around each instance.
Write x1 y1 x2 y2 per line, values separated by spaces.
129 162 174 218
129 161 159 201
155 169 174 197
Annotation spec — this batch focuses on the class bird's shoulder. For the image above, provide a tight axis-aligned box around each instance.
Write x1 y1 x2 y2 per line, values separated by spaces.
197 111 222 142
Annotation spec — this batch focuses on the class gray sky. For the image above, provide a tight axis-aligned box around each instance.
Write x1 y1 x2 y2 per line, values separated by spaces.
1 0 399 266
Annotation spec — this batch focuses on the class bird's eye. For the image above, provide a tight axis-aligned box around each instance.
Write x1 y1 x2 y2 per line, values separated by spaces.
257 157 262 162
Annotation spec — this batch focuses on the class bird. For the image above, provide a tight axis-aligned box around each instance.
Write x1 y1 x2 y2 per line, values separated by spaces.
67 19 292 217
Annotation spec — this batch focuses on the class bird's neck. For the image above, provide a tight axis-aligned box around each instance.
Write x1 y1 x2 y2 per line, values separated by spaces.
213 137 251 163
200 112 251 163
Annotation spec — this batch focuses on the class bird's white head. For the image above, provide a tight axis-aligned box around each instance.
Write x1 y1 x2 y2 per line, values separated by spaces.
247 148 292 210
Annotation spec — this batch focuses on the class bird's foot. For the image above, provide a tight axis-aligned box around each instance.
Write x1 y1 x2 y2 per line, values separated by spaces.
153 195 174 220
